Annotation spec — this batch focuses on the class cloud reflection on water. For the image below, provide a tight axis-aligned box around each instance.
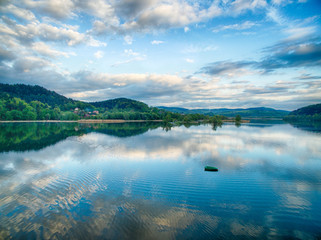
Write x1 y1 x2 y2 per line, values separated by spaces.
0 123 321 239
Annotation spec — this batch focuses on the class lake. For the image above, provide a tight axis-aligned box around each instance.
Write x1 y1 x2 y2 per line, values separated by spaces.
0 122 321 239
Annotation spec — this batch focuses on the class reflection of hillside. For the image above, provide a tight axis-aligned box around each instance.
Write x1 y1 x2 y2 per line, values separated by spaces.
89 122 162 138
0 123 83 152
287 121 321 133
0 122 164 152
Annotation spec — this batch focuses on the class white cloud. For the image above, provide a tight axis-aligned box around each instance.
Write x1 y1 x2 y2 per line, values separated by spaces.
0 4 36 21
185 58 194 63
183 44 218 53
266 7 286 25
94 50 104 59
23 0 75 19
11 0 272 36
0 16 105 47
32 42 74 58
87 37 107 47
284 26 316 41
151 40 164 45
124 49 139 57
213 21 257 33
124 35 133 45
230 0 267 15
13 56 53 72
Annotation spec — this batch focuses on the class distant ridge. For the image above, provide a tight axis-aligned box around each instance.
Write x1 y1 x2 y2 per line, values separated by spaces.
157 106 290 118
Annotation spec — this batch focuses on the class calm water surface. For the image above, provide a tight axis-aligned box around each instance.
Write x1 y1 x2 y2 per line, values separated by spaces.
0 122 321 239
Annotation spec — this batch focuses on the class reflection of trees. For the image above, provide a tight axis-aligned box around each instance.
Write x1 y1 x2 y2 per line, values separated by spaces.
211 122 222 131
92 122 161 138
162 122 172 132
287 121 321 133
0 122 164 152
0 123 83 152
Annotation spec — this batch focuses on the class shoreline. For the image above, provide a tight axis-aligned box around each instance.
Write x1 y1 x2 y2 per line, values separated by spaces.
0 120 164 123
0 119 252 124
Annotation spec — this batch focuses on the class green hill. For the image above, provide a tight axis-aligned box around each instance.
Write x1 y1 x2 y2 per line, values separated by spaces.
0 83 166 121
157 106 289 118
91 98 150 112
0 83 75 107
289 104 321 116
284 104 321 122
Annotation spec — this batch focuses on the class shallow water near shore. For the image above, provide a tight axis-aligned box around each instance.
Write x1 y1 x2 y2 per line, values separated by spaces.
0 122 321 239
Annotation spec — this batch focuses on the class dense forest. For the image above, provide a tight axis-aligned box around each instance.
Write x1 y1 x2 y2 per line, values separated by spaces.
0 83 223 126
283 104 321 122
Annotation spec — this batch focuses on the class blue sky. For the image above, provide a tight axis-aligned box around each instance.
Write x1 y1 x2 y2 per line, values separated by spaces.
0 0 320 110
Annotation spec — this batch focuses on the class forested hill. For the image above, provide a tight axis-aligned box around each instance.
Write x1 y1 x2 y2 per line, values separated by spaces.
158 106 289 118
90 98 150 112
0 83 76 107
0 83 163 120
0 83 223 124
289 104 321 116
284 104 321 122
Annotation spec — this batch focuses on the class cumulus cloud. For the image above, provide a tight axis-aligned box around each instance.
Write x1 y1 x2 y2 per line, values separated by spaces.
4 0 275 36
0 17 104 47
0 4 36 21
22 0 75 19
13 56 53 72
87 0 269 35
32 42 75 58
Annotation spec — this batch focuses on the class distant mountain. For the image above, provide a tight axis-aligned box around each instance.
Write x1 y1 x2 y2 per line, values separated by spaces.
157 106 289 118
157 106 190 114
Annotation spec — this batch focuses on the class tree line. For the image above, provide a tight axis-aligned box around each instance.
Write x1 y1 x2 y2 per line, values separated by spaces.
0 92 225 127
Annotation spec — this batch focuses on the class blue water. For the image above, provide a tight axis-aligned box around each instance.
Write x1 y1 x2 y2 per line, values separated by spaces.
0 122 321 239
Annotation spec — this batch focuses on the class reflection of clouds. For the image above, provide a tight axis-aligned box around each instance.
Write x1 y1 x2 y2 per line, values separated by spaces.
1 123 321 239
230 221 263 237
283 194 311 209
